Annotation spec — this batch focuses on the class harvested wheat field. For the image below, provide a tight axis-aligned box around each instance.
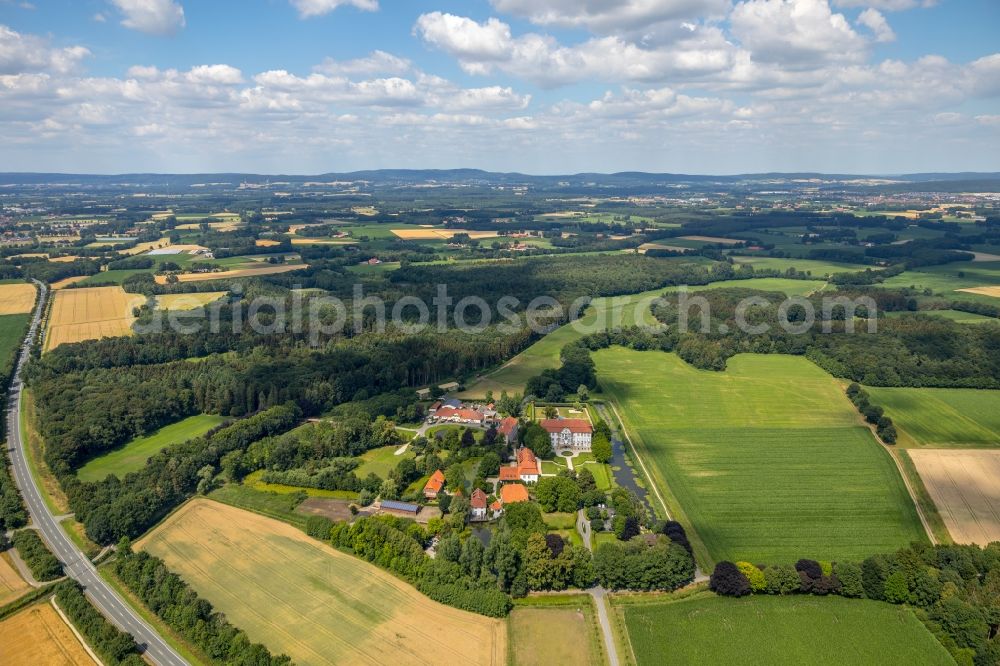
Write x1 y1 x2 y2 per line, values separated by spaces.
956 286 1000 298
50 276 88 290
45 286 145 351
174 221 241 231
391 229 498 240
154 292 226 310
0 553 30 605
138 499 506 666
0 602 96 666
49 256 80 263
678 235 744 245
909 449 1000 545
290 237 356 245
154 264 305 283
121 238 172 255
0 283 36 314
255 239 281 247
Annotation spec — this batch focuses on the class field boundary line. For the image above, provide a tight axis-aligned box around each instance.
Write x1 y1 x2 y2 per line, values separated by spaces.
50 597 105 666
864 423 937 546
602 399 711 574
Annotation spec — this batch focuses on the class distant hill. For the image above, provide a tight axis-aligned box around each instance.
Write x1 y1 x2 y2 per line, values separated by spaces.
0 169 998 192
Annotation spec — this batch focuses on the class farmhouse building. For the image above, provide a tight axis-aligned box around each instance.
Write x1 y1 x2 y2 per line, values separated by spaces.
540 418 593 451
378 500 421 517
497 417 519 445
499 447 541 484
499 483 529 504
433 407 486 425
469 488 489 521
423 469 446 499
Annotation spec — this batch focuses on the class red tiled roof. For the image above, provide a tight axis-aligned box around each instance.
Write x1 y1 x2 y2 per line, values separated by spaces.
435 407 485 421
539 418 593 434
498 417 518 436
490 501 503 511
499 467 520 481
470 488 488 509
500 483 529 504
423 470 445 495
516 447 537 465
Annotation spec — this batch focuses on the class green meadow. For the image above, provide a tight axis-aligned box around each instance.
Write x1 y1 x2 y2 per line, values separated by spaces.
878 261 1000 305
0 313 30 375
354 444 415 479
730 255 871 277
460 276 826 398
883 309 997 324
77 414 226 482
620 595 952 666
866 386 1000 448
595 349 925 565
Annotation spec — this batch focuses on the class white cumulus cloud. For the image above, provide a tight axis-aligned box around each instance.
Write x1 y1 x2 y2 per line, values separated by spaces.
856 8 895 42
730 0 867 67
0 24 90 74
289 0 378 19
110 0 185 36
488 0 730 33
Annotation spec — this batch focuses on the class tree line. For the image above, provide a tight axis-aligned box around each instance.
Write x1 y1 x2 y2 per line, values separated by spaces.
709 542 1000 666
53 581 144 665
113 544 291 665
11 530 62 581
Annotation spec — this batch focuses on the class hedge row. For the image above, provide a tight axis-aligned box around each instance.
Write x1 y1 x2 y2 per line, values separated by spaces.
53 581 143 665
11 530 62 581
846 383 896 444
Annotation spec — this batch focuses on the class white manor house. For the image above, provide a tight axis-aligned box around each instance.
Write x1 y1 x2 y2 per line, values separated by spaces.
539 418 594 451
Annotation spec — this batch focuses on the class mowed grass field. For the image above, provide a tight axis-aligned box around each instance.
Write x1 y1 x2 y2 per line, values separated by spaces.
595 350 925 564
508 601 603 666
460 277 826 398
0 313 30 375
76 414 227 482
619 595 951 666
0 602 97 666
45 286 145 351
355 444 414 479
866 386 1000 448
138 499 506 666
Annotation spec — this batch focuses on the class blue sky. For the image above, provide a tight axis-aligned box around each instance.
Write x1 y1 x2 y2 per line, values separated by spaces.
0 0 997 174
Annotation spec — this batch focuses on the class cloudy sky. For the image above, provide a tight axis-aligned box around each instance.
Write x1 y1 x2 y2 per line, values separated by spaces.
1 0 998 174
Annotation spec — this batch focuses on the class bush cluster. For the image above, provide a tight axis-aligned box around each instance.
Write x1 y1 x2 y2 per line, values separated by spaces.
329 515 512 617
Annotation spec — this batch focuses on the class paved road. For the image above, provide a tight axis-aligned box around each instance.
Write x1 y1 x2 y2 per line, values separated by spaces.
577 509 620 666
6 280 188 666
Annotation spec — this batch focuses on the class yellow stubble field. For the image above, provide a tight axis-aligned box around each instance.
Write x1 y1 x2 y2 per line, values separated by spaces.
0 283 36 314
0 553 30 606
45 286 146 351
0 603 96 666
391 229 499 240
138 499 507 666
